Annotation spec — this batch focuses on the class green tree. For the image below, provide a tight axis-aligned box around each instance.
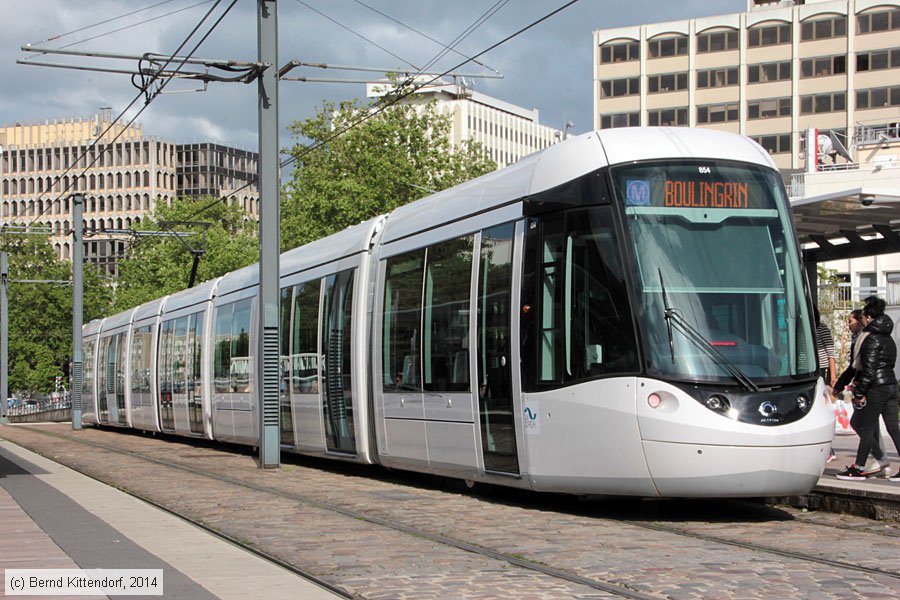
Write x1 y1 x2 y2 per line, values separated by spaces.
282 96 496 249
1 235 112 396
113 196 257 311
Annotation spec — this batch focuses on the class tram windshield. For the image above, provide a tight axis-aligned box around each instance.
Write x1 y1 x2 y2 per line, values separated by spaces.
612 161 816 385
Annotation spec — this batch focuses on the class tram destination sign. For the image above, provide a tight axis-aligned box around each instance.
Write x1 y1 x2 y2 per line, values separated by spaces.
625 176 765 210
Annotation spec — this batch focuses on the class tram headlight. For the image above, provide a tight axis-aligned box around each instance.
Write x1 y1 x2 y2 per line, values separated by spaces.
796 394 811 413
705 394 730 413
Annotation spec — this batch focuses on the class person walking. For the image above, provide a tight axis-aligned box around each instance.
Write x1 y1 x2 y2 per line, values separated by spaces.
832 308 888 471
836 298 900 481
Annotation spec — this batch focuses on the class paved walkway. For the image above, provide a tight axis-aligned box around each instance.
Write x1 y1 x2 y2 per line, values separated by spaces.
0 437 341 599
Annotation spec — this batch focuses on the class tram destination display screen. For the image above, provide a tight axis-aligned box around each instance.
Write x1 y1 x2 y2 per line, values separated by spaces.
622 165 770 210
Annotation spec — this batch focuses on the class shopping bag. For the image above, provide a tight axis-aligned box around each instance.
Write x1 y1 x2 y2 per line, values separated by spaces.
833 399 854 435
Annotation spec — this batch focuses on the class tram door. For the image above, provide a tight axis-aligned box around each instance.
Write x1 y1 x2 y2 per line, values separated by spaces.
321 269 356 454
279 288 295 447
477 224 519 474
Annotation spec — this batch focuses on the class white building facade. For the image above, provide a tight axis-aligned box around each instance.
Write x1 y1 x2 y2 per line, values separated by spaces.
368 80 563 169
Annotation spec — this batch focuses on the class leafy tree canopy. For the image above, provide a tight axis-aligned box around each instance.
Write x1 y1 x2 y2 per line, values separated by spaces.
113 196 257 311
0 234 112 396
282 95 496 249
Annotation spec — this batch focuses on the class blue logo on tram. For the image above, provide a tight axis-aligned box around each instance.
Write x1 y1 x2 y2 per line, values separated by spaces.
625 179 651 206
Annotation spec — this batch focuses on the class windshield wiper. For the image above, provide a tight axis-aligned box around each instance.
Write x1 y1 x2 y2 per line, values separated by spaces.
658 269 759 393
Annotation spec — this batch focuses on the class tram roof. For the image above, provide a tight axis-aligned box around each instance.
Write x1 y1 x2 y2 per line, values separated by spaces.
380 128 776 244
162 277 219 314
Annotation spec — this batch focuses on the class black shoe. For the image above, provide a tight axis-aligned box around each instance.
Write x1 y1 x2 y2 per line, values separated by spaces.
835 465 868 480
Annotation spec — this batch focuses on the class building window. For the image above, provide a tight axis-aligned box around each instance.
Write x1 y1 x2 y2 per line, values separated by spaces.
600 112 640 129
800 55 847 78
696 102 739 124
648 35 688 58
748 97 791 119
696 30 738 53
800 92 846 114
697 67 738 88
748 61 792 83
801 16 846 41
856 86 900 110
857 9 900 34
856 48 900 72
600 77 640 98
600 41 640 63
648 108 687 126
748 23 791 47
647 72 688 93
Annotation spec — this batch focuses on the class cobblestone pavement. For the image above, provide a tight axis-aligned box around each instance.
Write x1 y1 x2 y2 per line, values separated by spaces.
2 423 899 600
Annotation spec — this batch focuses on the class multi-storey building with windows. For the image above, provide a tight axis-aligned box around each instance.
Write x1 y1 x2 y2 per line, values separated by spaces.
368 79 563 168
0 113 258 277
593 0 900 170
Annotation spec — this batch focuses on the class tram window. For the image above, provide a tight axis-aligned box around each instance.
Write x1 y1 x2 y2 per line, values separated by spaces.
292 280 321 394
130 326 152 406
214 304 233 394
383 250 426 391
82 340 95 406
159 320 174 403
423 235 474 392
521 206 639 389
190 315 203 398
231 299 252 393
115 332 127 419
173 317 188 394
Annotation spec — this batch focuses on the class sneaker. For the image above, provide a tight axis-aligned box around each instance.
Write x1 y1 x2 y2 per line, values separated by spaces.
862 460 887 477
835 465 868 480
862 460 889 478
890 472 900 482
827 449 837 463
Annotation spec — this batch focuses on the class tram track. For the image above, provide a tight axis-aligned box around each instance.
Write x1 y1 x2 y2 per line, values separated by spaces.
10 425 900 597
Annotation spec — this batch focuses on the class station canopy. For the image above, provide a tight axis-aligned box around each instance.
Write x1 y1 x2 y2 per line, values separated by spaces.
791 186 900 265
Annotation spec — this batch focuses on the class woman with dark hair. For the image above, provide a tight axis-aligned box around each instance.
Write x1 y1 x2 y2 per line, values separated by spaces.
832 308 888 470
836 297 900 481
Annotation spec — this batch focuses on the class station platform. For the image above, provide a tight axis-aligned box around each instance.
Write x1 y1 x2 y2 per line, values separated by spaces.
0 437 340 599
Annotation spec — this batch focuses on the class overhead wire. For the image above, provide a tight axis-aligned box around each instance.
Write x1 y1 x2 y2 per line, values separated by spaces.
154 0 512 231
25 0 238 229
56 1 217 52
417 0 508 76
24 0 182 47
293 0 419 71
155 0 583 238
349 0 500 75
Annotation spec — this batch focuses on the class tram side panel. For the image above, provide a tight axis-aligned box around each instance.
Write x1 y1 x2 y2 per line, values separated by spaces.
81 319 104 426
210 285 257 445
373 208 533 485
279 244 378 464
158 280 218 439
96 309 137 428
128 297 166 433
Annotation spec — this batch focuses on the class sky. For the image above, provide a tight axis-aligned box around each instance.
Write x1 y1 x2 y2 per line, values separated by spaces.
0 0 747 153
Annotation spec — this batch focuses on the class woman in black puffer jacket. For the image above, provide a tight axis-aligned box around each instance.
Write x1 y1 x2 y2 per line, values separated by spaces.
837 298 900 480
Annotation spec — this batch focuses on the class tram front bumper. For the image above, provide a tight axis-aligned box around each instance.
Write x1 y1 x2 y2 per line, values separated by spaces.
642 439 830 498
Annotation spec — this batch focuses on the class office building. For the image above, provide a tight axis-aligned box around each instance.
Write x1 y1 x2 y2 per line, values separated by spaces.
0 112 258 277
593 0 900 170
368 78 563 169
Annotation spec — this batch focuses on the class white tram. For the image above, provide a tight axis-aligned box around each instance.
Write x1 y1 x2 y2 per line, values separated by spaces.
83 128 834 497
